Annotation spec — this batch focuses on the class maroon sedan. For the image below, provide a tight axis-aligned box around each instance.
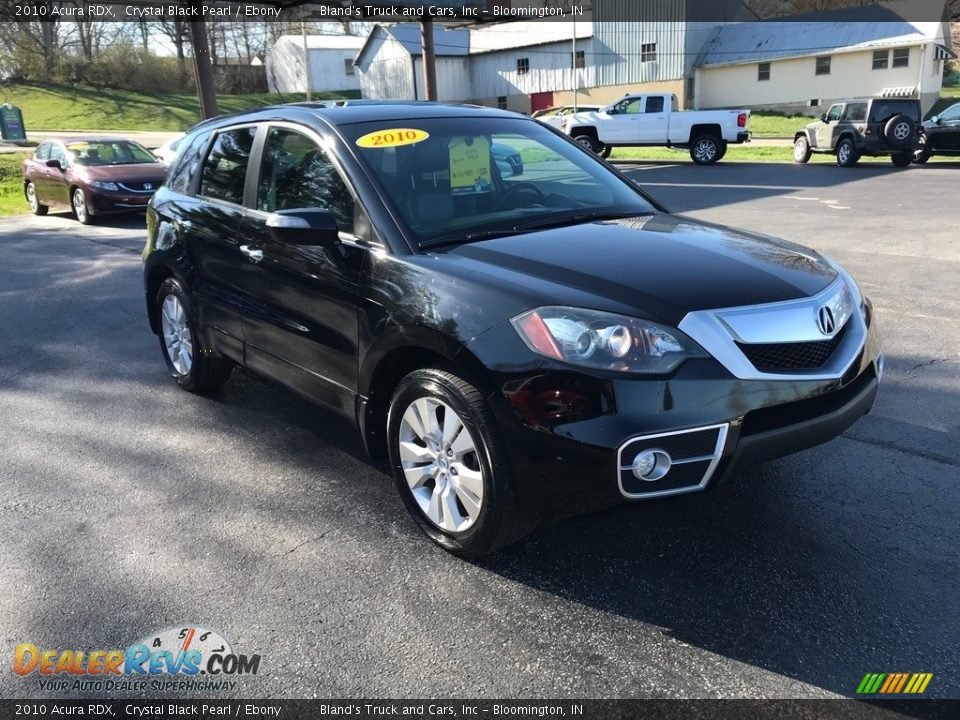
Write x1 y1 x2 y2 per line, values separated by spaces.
22 137 166 224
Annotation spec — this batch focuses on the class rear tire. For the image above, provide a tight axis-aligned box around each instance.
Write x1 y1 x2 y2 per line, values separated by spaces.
387 366 534 558
793 136 812 164
690 135 721 165
156 278 233 392
836 138 860 167
25 182 48 215
891 152 913 167
573 133 600 154
599 144 612 159
914 140 931 164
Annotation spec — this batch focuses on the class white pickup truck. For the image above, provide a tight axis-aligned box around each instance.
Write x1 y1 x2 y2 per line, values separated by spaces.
561 93 751 164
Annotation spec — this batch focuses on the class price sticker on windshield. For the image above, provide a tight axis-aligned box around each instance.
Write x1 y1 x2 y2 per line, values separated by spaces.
356 128 429 148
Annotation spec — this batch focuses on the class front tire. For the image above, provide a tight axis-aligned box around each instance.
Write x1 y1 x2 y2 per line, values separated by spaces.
156 278 232 392
793 136 812 163
690 135 721 165
72 187 92 225
836 138 859 167
573 133 600 154
387 367 533 558
914 139 931 164
26 182 48 215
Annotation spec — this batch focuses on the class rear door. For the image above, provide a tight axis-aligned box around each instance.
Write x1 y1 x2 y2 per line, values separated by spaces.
637 95 669 143
182 125 256 347
237 123 366 417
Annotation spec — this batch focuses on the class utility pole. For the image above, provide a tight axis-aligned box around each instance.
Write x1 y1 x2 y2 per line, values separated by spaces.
189 7 219 120
571 19 578 110
421 19 437 101
302 21 313 101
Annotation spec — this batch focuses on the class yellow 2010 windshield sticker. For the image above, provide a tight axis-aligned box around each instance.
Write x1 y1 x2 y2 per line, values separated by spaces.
356 128 429 148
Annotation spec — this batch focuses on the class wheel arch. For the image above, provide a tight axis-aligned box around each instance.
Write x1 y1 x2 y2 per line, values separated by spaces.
688 123 722 144
359 338 497 459
568 126 599 142
144 264 177 335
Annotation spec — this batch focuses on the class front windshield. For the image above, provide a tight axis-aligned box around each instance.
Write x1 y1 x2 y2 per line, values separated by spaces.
66 140 158 167
344 117 656 247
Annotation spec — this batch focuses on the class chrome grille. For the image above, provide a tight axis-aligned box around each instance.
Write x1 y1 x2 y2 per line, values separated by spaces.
118 182 157 193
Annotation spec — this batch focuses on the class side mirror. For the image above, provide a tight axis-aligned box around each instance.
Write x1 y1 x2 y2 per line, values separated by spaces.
930 115 940 124
45 159 63 170
820 113 828 123
265 209 339 246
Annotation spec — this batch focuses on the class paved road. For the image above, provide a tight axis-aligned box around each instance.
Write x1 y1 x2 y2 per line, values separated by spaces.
0 163 957 701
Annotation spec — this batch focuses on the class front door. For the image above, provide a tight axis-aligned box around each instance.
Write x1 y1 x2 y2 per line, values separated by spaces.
933 103 960 150
815 104 844 149
238 124 364 418
603 96 643 143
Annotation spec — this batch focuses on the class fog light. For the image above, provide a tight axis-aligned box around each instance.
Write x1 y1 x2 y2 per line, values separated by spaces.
632 449 672 482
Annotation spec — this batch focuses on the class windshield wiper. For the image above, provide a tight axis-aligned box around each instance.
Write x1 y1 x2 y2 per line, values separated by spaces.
511 209 653 233
419 210 654 251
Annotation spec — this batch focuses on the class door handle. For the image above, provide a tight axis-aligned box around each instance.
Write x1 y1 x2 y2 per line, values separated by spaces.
240 245 264 263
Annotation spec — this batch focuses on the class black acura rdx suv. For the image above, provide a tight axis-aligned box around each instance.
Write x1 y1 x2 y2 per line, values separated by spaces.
143 102 882 557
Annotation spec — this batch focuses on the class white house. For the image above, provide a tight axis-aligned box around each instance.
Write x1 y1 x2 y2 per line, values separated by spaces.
266 34 366 94
695 7 956 114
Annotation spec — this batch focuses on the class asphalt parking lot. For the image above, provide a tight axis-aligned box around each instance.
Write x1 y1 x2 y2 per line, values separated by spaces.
1 162 957 700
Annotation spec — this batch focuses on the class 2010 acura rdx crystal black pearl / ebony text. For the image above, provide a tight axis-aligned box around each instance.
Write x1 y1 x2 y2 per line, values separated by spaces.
143 102 883 557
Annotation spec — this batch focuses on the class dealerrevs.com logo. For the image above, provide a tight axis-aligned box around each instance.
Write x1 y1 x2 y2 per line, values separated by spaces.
14 626 261 693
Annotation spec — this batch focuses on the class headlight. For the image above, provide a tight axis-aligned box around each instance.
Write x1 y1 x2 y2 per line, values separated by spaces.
511 306 707 374
89 181 119 191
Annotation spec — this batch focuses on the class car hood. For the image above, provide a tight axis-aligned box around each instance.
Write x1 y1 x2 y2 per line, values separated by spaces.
76 163 166 182
444 214 837 326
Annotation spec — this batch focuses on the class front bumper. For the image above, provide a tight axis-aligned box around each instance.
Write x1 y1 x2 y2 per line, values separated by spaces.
462 312 882 520
89 191 154 215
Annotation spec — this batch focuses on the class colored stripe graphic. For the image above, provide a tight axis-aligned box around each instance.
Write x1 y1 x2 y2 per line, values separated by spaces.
857 673 932 694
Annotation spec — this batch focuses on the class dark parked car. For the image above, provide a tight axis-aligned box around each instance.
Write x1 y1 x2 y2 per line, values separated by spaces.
22 137 166 224
793 97 921 167
491 142 523 177
914 101 960 163
143 102 882 557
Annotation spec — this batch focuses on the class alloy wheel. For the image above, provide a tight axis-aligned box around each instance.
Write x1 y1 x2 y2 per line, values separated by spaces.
160 294 193 376
72 189 87 223
26 183 38 213
838 144 850 164
693 139 717 163
398 397 484 533
893 122 910 141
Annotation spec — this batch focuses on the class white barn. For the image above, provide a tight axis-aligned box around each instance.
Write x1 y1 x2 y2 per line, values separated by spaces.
354 24 471 102
266 34 366 94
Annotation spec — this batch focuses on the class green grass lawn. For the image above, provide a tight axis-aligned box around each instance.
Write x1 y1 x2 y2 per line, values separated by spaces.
0 83 358 132
606 144 948 163
748 112 811 137
0 153 29 217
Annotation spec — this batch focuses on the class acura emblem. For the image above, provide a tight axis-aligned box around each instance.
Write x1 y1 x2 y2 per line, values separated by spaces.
817 305 836 335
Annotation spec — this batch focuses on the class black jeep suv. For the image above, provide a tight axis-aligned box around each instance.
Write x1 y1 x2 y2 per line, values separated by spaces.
793 98 921 167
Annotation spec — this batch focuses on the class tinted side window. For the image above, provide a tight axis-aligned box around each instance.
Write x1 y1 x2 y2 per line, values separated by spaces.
842 103 867 122
940 104 960 121
870 101 919 123
199 127 256 205
35 143 50 161
167 130 212 194
645 96 664 113
49 144 66 164
257 127 355 233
